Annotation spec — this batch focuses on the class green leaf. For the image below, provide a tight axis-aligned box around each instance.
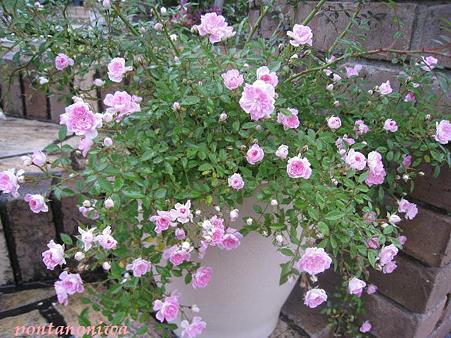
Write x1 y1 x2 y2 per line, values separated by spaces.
182 96 200 105
58 125 67 141
155 188 167 199
325 210 343 221
317 221 329 236
60 233 73 245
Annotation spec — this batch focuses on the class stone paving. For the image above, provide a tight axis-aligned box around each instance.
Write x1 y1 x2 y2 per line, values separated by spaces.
0 286 306 338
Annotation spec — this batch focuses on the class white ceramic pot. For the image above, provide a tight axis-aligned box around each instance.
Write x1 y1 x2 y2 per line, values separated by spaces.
168 195 299 338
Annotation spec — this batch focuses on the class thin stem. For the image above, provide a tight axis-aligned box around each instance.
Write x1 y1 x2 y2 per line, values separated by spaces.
302 0 327 26
245 5 269 44
151 7 180 57
327 3 362 53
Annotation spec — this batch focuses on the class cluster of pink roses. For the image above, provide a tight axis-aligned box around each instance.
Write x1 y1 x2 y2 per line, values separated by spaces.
398 198 418 220
195 13 235 44
103 90 142 122
295 247 332 308
199 215 242 256
344 149 386 186
150 200 193 234
378 244 399 274
0 168 24 198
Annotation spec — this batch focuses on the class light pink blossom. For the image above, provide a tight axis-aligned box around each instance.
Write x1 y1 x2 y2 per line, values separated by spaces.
366 151 386 187
398 235 407 245
256 66 278 87
287 156 312 179
32 151 47 166
220 228 242 250
287 24 313 47
96 226 117 250
345 64 362 77
402 154 412 168
239 80 275 121
221 69 244 90
366 236 380 249
304 288 327 308
54 271 84 306
175 228 186 240
180 316 207 338
78 137 94 157
192 266 213 289
170 200 192 224
277 108 300 130
367 284 378 294
354 120 369 135
295 247 332 276
196 13 234 44
126 257 151 277
78 226 97 251
0 169 22 197
360 320 372 333
60 101 102 138
164 245 191 266
382 260 398 274
107 57 132 83
276 144 289 159
54 53 74 71
150 211 177 234
153 292 179 322
228 173 245 190
345 149 367 171
348 277 366 297
378 244 398 266
434 120 450 145
404 92 416 102
42 240 66 270
103 91 141 121
383 119 398 132
327 116 341 130
246 144 264 164
421 56 438 71
378 80 393 95
24 193 48 213
398 198 418 220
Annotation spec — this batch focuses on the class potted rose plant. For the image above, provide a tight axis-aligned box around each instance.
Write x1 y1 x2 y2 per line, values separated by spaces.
0 0 449 336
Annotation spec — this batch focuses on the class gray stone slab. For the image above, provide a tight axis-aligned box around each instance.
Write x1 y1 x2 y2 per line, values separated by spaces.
0 310 48 338
0 217 14 286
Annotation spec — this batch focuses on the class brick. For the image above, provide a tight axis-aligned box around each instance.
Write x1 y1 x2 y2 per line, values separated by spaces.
411 4 451 69
0 217 14 285
281 284 333 338
49 86 72 122
22 77 49 120
429 296 451 338
0 178 57 282
400 206 451 267
369 254 451 313
364 293 447 338
295 2 417 60
410 165 451 211
0 287 55 312
0 68 23 117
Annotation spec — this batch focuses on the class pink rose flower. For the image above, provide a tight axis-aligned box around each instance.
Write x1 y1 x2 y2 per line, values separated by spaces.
378 244 398 266
256 66 278 87
276 144 289 159
196 13 234 44
78 137 94 157
366 151 386 187
327 115 341 130
42 240 66 270
378 80 393 95
354 119 369 135
96 226 117 250
150 210 177 234
0 169 23 198
402 154 412 168
220 228 242 250
59 271 84 295
287 156 312 179
221 69 244 90
277 108 300 130
170 200 192 224
383 119 398 132
348 277 366 297
345 149 367 171
153 292 179 322
24 193 48 213
175 228 186 240
295 247 332 275
421 56 438 71
239 80 275 121
367 284 378 294
287 24 313 47
60 101 102 139
345 64 362 78
404 92 416 102
164 245 191 266
359 320 372 333
107 57 132 83
398 198 418 220
126 257 151 277
228 173 245 190
54 53 74 71
31 151 47 166
398 235 407 245
77 226 97 251
192 266 213 289
382 260 397 274
180 316 207 338
103 91 141 121
246 144 264 164
54 280 68 306
366 236 380 249
304 288 327 308
434 120 450 145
